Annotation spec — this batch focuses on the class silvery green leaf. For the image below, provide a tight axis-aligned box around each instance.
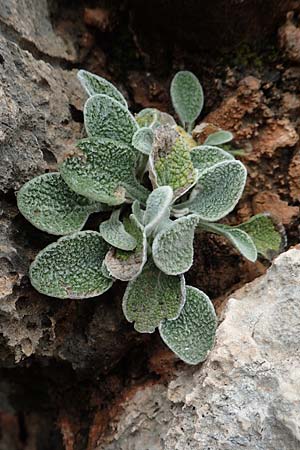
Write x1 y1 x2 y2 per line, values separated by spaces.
187 160 247 221
60 138 144 205
157 111 177 127
105 215 147 281
17 173 106 236
30 231 113 299
100 210 137 251
204 130 233 146
144 186 173 235
237 214 285 259
132 200 145 225
191 145 234 175
152 214 199 275
159 285 217 365
135 108 159 128
122 260 186 333
84 94 137 144
149 126 197 200
77 70 127 107
132 127 154 155
175 125 197 149
199 222 257 262
170 71 203 128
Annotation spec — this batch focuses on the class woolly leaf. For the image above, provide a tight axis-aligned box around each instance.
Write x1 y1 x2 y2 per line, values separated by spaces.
30 231 112 299
122 261 186 333
170 71 203 127
105 215 147 281
135 108 159 128
175 126 197 149
199 222 257 262
135 108 176 129
84 94 137 144
60 138 145 205
187 161 247 221
159 286 217 364
100 210 137 251
204 130 233 146
191 145 234 175
237 214 285 259
149 126 197 200
144 186 173 235
17 173 106 236
132 127 154 155
132 200 145 225
152 214 199 275
77 70 127 107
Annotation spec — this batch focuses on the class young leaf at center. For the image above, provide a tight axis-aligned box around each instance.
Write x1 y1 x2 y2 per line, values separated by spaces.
144 186 173 236
30 231 113 299
149 125 197 200
122 260 186 333
159 286 217 365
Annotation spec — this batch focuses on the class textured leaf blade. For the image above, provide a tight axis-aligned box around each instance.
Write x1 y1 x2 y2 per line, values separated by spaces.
30 231 113 299
60 138 141 205
122 261 186 333
17 173 105 236
237 214 285 259
84 94 137 143
170 71 203 126
105 215 147 281
144 186 173 235
149 126 197 200
152 214 199 275
132 200 145 226
135 108 159 128
159 286 217 365
204 130 233 146
132 127 154 155
199 222 257 262
100 210 137 251
77 70 127 107
191 145 234 175
187 161 247 221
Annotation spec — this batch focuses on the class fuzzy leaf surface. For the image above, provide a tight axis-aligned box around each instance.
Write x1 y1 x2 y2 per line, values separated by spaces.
132 127 153 155
135 108 159 128
237 214 285 259
122 261 186 333
84 94 137 144
30 231 112 299
170 71 203 126
100 210 137 251
191 145 234 175
199 222 257 262
77 70 127 107
187 160 247 221
132 201 145 226
159 286 217 365
144 186 173 235
152 214 199 275
60 138 144 205
149 126 197 200
204 130 233 146
105 215 147 281
17 173 105 236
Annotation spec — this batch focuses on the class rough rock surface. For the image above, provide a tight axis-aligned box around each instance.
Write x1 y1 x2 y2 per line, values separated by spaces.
98 248 300 450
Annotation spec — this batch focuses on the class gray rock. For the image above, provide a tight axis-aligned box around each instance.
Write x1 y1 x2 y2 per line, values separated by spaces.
0 0 76 61
98 248 300 450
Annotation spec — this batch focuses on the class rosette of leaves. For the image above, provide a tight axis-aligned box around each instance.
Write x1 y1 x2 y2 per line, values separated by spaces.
17 69 284 365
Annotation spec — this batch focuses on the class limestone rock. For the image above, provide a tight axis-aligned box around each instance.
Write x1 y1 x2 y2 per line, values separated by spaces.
98 248 300 450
